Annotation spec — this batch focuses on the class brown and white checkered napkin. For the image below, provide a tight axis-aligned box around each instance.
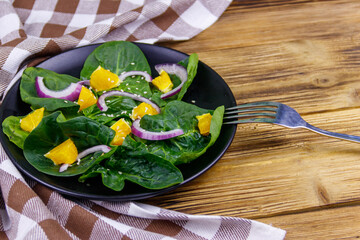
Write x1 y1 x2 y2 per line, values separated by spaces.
0 1 286 239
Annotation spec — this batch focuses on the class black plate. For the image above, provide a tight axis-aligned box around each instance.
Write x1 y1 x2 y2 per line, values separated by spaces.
0 43 237 201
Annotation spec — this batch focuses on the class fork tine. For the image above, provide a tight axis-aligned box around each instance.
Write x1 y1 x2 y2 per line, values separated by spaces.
226 101 280 111
223 112 277 119
223 101 280 125
223 117 276 125
224 107 277 115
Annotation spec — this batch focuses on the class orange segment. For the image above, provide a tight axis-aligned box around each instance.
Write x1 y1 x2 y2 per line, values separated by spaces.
110 118 131 145
78 86 97 111
131 102 159 120
90 66 120 92
152 70 173 93
20 107 45 132
44 139 78 165
196 113 212 136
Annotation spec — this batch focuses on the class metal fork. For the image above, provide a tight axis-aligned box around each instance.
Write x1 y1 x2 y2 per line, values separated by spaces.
224 101 360 143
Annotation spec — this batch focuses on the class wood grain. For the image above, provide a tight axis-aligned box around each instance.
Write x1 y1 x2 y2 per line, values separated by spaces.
145 0 360 238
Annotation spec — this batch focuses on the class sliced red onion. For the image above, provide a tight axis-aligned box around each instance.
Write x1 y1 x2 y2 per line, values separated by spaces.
119 71 152 82
97 90 160 113
78 80 90 85
77 145 111 160
35 76 89 101
131 119 184 140
154 63 188 99
58 145 111 172
59 164 69 172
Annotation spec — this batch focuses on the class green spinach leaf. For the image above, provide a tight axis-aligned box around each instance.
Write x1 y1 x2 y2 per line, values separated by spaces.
137 100 224 165
177 53 199 100
2 116 29 149
23 112 115 176
79 165 126 191
83 96 137 124
80 41 151 85
79 137 183 191
58 116 115 151
20 67 81 115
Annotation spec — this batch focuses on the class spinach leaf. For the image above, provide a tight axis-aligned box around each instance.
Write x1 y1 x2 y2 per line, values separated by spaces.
20 67 80 115
2 116 29 149
177 53 199 100
83 96 137 124
80 136 183 191
23 112 69 175
23 112 115 176
58 116 115 151
138 100 224 165
80 41 151 81
79 165 126 191
80 41 154 102
108 146 183 189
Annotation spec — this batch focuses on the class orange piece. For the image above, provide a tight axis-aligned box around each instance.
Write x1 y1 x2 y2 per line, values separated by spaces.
110 118 131 145
20 107 45 132
44 139 78 165
131 102 159 120
196 113 212 136
152 70 173 93
90 66 120 92
78 86 97 111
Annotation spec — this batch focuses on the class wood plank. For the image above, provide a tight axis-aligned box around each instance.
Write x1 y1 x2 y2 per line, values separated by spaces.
195 42 360 113
162 0 360 52
146 1 360 238
259 204 360 239
160 1 360 114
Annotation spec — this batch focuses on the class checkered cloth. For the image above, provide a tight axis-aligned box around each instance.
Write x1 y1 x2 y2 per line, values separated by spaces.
0 0 286 239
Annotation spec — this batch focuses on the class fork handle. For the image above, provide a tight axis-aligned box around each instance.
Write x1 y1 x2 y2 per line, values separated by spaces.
303 123 360 143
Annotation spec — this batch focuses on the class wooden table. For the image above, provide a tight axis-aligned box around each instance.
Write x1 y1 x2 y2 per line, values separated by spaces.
144 1 360 239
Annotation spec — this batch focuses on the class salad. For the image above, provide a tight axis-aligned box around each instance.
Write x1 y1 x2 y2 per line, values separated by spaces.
2 41 224 192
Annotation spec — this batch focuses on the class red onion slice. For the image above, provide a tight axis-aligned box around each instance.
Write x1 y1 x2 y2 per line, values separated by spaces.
119 71 152 82
35 76 90 101
59 145 111 172
131 119 184 140
59 164 69 172
154 63 188 99
78 80 90 85
97 90 160 113
77 145 111 160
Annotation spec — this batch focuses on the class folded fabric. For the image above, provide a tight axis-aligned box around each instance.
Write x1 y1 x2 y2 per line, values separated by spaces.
0 1 286 239
0 0 232 98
